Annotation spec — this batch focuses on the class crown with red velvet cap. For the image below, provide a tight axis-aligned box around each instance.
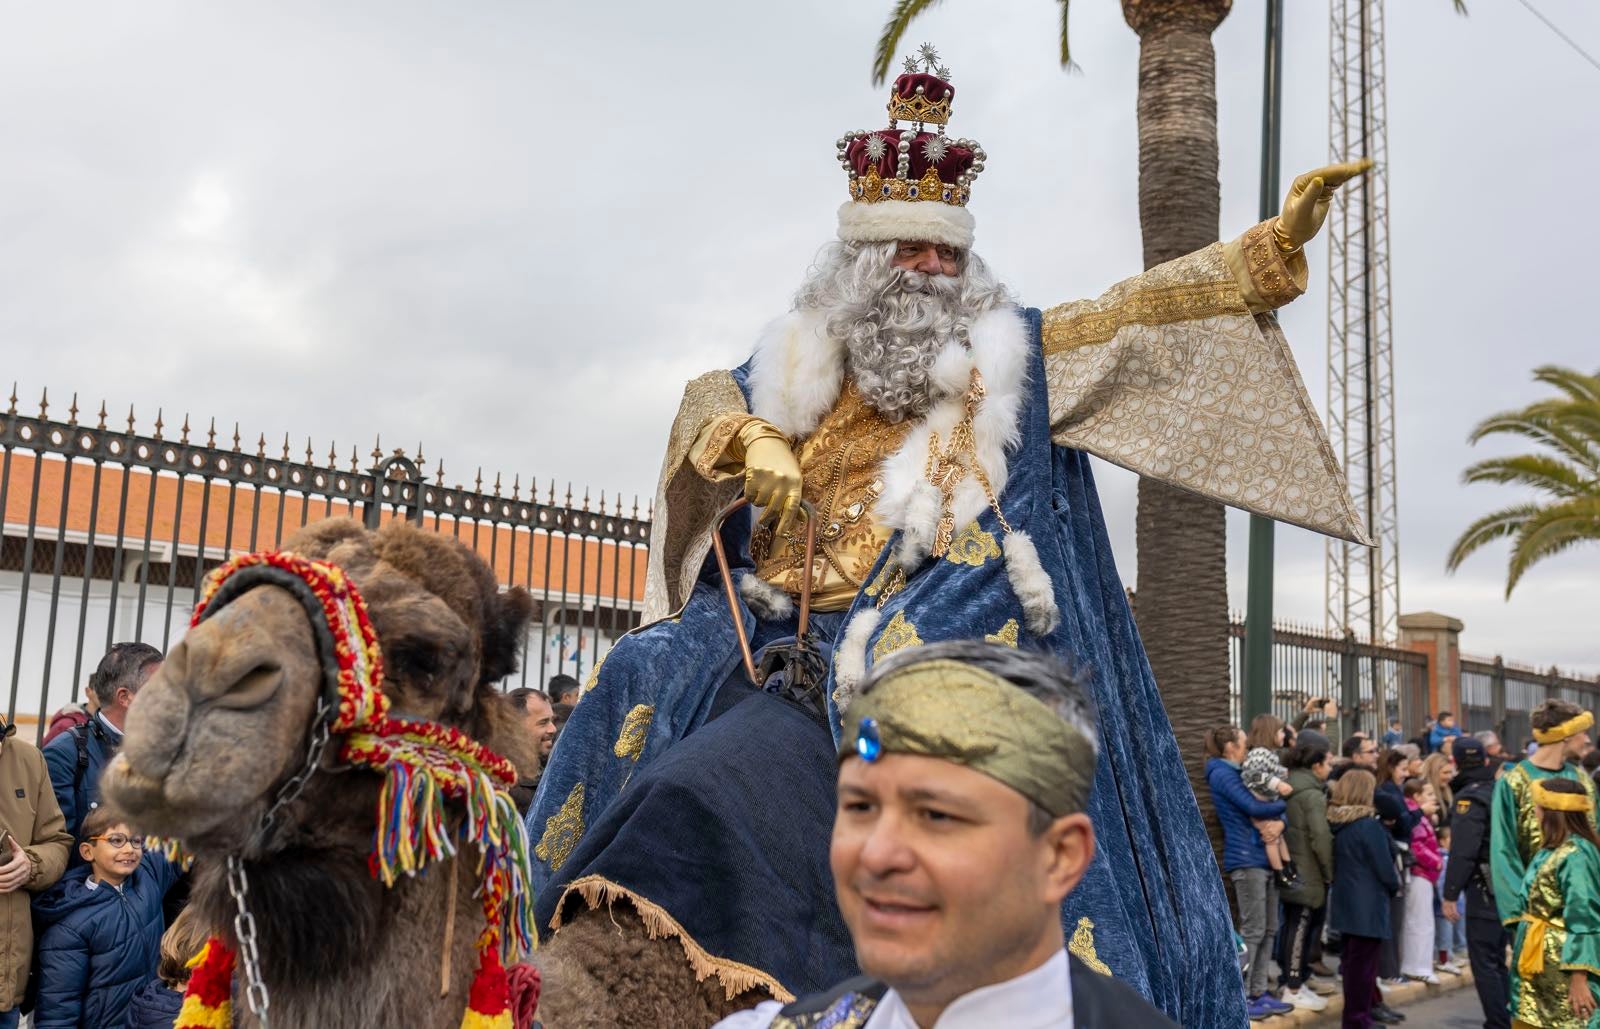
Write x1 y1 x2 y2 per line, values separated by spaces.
836 43 986 251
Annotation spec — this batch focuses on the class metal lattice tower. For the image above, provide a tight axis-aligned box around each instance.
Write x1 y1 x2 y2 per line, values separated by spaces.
1326 0 1401 644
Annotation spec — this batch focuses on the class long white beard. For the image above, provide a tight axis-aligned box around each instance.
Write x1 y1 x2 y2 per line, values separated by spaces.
793 241 1012 423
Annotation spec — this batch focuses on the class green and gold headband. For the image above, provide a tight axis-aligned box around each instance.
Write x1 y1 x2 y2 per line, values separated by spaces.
840 658 1096 817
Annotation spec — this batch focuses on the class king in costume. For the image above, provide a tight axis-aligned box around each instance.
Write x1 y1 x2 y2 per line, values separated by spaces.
528 48 1369 1027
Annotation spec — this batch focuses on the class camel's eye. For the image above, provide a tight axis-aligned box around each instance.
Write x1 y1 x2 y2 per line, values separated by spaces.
385 639 444 682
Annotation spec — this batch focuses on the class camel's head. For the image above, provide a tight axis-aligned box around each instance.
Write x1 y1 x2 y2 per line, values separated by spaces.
102 519 536 850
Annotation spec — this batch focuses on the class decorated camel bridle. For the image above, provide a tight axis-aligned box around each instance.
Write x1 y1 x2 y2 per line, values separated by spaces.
169 550 536 1029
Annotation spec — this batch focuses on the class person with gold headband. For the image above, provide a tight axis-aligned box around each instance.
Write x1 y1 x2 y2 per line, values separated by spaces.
1508 776 1600 1028
713 641 1176 1029
1495 700 1600 928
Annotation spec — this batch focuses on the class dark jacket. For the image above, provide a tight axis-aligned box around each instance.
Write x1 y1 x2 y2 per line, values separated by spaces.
1205 757 1288 872
31 854 177 1028
1281 768 1333 908
122 977 183 1028
1374 779 1419 837
1206 757 1288 872
768 954 1180 1028
1327 805 1402 939
41 714 120 848
1442 769 1497 917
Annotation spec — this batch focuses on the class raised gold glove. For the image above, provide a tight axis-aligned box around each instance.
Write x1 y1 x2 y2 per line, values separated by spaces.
1275 158 1374 253
743 433 804 537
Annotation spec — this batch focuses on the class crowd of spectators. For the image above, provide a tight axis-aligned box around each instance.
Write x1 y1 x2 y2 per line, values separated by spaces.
1207 698 1575 1024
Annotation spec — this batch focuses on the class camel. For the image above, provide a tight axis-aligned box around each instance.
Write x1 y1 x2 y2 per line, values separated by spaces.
100 518 738 1028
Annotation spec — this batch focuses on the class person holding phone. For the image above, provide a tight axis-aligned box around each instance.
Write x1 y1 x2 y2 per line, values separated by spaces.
0 713 75 1029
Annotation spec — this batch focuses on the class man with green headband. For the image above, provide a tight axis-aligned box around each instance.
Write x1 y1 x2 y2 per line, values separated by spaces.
714 641 1175 1028
1491 698 1599 926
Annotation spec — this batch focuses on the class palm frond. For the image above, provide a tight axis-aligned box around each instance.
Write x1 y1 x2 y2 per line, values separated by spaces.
1057 0 1076 70
1462 454 1592 497
1506 496 1600 595
1533 365 1600 406
1453 0 1469 14
872 0 944 86
1446 502 1542 572
1469 409 1600 475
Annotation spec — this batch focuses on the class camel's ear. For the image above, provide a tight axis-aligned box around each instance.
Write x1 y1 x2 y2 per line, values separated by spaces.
480 586 535 686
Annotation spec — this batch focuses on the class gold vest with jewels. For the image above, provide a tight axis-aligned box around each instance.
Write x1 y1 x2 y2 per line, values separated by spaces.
750 384 912 611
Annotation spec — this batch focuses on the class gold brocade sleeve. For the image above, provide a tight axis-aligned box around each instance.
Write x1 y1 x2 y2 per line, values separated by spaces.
642 371 752 621
688 413 789 482
1222 217 1309 314
1042 229 1369 545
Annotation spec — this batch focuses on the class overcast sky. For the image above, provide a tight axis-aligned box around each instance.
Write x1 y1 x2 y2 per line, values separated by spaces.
4 0 1597 674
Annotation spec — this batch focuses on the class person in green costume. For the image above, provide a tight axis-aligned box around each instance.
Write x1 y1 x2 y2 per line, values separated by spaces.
1495 700 1600 927
1509 777 1600 1028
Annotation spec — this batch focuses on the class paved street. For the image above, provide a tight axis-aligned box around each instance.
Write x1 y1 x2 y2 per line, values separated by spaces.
1390 985 1493 1027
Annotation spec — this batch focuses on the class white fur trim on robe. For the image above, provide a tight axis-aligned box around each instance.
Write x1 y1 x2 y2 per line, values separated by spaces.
832 607 881 709
747 305 1031 568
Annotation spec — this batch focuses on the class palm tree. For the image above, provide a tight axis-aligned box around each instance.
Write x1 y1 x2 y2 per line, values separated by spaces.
1447 365 1600 597
873 0 1234 840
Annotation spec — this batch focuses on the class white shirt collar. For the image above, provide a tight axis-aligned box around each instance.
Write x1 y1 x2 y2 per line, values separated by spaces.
863 949 1073 1029
96 711 124 738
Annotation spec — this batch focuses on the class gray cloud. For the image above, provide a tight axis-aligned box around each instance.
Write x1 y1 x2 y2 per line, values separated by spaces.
3 0 1595 672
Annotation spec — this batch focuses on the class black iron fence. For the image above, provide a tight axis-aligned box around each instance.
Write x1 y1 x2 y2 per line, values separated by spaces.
1227 618 1430 741
1459 655 1600 751
1 390 650 743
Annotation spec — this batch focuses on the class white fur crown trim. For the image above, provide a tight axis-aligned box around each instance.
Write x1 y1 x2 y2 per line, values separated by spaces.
837 200 975 250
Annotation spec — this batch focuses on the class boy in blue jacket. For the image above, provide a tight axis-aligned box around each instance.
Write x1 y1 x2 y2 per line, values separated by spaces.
31 806 176 1028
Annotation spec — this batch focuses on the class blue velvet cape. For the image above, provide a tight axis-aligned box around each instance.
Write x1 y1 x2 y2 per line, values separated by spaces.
528 308 1248 1028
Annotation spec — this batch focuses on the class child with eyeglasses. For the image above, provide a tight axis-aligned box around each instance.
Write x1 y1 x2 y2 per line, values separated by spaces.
30 805 176 1028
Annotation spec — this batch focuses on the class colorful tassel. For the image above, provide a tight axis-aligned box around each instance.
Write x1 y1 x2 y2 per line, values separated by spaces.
460 945 514 1029
175 937 235 1029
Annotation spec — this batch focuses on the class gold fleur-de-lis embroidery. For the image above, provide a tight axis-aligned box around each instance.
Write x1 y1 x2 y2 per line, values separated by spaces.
943 522 1001 567
535 782 586 872
613 704 654 760
985 619 1019 647
583 650 609 695
1069 916 1112 975
872 610 922 661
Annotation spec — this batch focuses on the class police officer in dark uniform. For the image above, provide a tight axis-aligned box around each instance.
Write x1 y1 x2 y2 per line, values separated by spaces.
1442 736 1509 1029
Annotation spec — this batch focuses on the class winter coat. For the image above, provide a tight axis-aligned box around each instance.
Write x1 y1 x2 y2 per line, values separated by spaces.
1205 757 1287 872
1428 724 1462 753
31 854 177 1028
1240 747 1289 801
41 714 120 847
1407 801 1442 883
121 977 183 1029
1281 768 1334 908
1327 804 1402 939
0 734 74 1012
1375 779 1419 837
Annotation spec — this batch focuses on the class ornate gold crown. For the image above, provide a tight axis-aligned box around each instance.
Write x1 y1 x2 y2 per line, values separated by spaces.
836 44 985 210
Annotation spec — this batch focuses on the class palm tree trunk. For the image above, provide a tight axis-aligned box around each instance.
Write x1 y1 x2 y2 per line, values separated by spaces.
1123 0 1233 871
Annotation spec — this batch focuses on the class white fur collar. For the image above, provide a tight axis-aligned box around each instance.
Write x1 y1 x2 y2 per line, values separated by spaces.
746 306 1031 559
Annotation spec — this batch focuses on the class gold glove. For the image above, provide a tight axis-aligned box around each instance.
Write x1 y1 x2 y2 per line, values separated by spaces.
743 432 805 537
1275 158 1374 253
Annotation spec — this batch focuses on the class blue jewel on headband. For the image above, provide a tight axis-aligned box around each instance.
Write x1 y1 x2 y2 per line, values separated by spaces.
856 717 882 762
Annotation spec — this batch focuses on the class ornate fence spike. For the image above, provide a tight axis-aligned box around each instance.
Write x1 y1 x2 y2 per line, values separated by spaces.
96 401 108 430
415 442 425 466
179 415 190 445
548 479 557 504
348 445 359 473
126 405 136 433
474 467 483 493
232 423 242 452
154 409 165 440
206 417 216 448
327 441 338 468
67 393 79 425
434 460 445 486
305 436 314 464
371 434 383 463
38 387 49 419
493 472 502 498
281 433 291 460
256 433 267 459
632 495 640 519
6 382 16 416
511 474 521 501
